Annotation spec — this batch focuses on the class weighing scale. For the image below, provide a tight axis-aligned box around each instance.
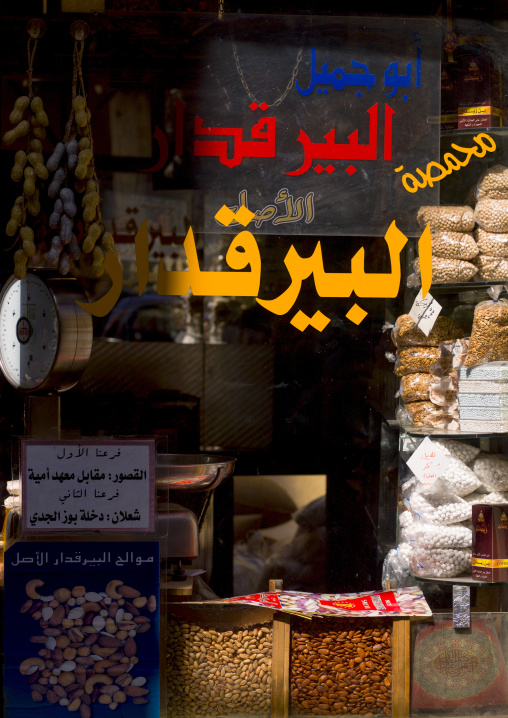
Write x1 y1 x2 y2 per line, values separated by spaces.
0 270 235 596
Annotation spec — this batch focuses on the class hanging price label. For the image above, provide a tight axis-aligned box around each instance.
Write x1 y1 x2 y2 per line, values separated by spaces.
406 436 450 488
409 290 442 337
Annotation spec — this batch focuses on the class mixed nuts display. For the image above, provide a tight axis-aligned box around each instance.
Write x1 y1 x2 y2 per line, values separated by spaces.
19 579 156 715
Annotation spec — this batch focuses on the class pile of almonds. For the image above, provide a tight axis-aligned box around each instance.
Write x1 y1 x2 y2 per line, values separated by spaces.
20 580 156 715
166 618 272 716
291 617 392 716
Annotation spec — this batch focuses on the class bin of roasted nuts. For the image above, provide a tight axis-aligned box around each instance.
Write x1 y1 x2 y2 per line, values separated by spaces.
166 605 272 717
290 617 392 716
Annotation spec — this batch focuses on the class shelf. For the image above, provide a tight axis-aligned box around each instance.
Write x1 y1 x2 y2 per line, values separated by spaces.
440 127 508 138
406 282 507 294
411 572 508 587
394 422 502 438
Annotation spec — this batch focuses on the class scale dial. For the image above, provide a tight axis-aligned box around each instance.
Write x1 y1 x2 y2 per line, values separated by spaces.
0 271 93 392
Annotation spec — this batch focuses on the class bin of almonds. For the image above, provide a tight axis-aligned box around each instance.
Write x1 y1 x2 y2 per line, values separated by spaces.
290 616 393 716
392 314 464 429
166 605 272 717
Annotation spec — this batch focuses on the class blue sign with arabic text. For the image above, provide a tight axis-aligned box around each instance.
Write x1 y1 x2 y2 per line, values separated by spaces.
4 541 160 718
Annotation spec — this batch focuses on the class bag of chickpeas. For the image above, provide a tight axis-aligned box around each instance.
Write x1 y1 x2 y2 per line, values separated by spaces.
475 198 508 232
475 164 508 201
475 227 508 257
465 288 508 367
473 254 508 282
414 255 477 283
417 206 475 233
430 231 479 261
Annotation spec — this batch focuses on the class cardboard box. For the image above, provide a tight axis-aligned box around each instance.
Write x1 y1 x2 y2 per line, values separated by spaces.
472 503 508 582
457 52 502 129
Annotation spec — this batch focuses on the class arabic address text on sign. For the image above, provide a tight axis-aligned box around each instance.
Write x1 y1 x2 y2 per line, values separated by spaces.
21 439 156 533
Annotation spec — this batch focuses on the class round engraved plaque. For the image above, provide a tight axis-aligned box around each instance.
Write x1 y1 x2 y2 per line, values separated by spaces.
414 626 499 701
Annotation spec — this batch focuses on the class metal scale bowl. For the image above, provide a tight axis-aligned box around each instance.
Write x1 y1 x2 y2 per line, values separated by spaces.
156 454 236 598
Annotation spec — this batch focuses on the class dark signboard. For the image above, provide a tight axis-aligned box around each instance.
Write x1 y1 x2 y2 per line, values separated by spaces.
184 15 441 236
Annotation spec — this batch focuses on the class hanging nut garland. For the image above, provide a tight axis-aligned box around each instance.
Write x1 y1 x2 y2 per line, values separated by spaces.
45 36 117 277
2 34 49 279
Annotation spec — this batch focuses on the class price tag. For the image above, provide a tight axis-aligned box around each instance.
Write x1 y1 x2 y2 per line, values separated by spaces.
409 290 442 337
406 436 450 489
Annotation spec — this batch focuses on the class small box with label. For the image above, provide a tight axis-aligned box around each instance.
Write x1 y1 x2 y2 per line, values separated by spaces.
472 503 508 582
457 52 503 129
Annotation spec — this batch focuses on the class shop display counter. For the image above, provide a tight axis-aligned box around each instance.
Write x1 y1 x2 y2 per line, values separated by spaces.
163 599 412 718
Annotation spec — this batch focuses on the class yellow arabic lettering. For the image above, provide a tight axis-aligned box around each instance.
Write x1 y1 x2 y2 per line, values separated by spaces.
157 225 261 297
75 209 430 331
135 219 149 295
394 165 427 194
397 133 496 193
257 220 412 317
76 251 124 317
418 222 432 299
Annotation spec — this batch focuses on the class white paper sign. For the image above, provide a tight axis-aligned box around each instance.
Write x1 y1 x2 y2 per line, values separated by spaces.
409 290 442 337
406 436 450 489
21 439 155 533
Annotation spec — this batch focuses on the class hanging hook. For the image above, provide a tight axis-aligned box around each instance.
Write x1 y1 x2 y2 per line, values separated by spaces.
27 18 46 39
70 20 90 42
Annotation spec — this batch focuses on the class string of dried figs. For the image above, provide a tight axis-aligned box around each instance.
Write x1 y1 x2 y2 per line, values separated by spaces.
291 617 392 716
20 579 156 715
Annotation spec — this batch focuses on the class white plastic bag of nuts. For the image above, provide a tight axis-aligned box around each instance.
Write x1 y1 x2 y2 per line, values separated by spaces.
475 198 508 232
416 205 475 233
290 616 393 716
166 606 272 717
465 288 508 367
410 546 472 578
472 254 508 282
413 255 477 283
475 227 508 257
430 231 479 261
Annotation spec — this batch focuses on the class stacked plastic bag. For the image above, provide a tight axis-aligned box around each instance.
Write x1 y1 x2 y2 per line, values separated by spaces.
473 166 508 281
412 206 478 284
390 314 465 429
395 438 508 579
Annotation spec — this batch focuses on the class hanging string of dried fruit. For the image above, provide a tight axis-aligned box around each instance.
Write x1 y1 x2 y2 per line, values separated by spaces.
45 34 116 277
3 34 49 279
